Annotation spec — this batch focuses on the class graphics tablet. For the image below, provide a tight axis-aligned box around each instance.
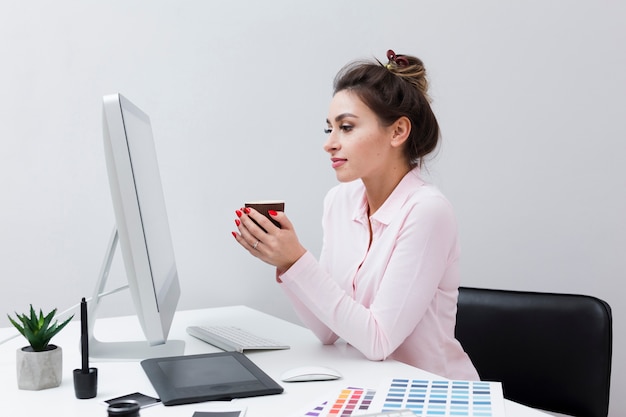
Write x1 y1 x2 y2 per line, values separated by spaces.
140 351 283 406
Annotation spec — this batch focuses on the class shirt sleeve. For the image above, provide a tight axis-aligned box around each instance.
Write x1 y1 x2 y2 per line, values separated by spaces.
278 252 340 344
279 194 459 361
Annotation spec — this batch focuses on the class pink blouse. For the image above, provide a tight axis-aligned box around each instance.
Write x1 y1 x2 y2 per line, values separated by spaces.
278 168 479 380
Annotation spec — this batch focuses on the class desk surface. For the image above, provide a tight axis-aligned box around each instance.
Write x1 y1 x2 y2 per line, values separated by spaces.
0 306 549 417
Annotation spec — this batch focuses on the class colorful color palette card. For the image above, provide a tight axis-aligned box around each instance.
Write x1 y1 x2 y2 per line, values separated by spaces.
359 378 505 417
289 386 376 417
324 387 376 416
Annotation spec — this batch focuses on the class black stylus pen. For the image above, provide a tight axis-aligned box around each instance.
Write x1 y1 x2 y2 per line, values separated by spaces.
81 297 89 373
74 297 97 399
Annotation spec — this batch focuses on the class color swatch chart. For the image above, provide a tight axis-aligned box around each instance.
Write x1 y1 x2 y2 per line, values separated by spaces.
326 387 376 416
366 378 505 417
294 387 376 417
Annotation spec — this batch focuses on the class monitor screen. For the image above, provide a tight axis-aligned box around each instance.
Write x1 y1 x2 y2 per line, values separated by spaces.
89 93 184 360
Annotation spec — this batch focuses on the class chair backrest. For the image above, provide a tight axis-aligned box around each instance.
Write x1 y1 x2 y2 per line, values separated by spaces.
456 287 612 417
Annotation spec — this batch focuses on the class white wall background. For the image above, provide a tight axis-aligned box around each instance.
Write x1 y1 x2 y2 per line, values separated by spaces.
1 1 624 415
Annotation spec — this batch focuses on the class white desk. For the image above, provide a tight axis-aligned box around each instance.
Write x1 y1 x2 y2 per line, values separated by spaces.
0 306 549 416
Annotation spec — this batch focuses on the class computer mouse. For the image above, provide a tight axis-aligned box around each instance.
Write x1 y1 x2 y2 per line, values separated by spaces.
280 365 342 382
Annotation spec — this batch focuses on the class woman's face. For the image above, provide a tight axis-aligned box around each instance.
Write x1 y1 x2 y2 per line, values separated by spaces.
324 90 396 183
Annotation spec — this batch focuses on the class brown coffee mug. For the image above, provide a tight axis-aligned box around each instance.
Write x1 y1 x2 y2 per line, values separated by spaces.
244 200 284 230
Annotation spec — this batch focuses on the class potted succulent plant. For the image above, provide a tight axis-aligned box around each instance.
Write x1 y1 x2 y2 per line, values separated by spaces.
8 305 73 390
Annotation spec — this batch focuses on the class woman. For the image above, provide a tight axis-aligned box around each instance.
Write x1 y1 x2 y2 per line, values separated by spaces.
232 50 478 380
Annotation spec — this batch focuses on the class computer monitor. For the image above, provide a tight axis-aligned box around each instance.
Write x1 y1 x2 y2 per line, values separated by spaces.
88 93 185 360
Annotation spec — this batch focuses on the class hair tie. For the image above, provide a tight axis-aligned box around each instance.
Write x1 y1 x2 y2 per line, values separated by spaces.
386 49 409 68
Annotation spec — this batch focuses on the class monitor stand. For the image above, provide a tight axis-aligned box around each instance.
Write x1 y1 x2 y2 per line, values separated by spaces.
87 227 185 361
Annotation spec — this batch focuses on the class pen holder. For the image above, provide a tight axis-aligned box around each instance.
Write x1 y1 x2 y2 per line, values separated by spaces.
73 367 98 399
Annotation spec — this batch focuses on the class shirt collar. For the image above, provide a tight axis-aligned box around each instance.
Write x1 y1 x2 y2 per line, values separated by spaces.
353 167 425 226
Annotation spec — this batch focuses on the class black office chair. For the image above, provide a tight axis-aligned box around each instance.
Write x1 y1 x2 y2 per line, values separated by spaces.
455 287 612 417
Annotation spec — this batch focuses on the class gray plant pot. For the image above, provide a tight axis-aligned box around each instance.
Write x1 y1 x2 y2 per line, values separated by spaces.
16 344 63 390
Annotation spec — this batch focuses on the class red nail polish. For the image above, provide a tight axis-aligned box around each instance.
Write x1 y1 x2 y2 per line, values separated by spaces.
268 210 277 216
243 207 251 214
231 231 237 238
236 210 242 218
235 219 240 226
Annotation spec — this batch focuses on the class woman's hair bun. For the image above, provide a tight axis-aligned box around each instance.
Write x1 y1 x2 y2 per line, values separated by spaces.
383 50 430 102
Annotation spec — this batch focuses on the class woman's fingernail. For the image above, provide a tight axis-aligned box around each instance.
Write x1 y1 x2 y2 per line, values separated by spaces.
236 210 242 218
268 210 277 216
231 231 237 238
235 219 241 226
243 207 251 214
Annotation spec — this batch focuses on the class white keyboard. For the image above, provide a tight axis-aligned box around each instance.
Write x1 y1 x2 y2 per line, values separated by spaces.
186 325 290 353
356 410 415 417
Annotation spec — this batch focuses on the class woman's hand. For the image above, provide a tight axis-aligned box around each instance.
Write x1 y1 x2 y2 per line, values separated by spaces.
232 207 306 273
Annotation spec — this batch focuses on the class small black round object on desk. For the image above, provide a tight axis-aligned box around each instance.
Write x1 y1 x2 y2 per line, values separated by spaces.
107 400 141 417
73 367 98 399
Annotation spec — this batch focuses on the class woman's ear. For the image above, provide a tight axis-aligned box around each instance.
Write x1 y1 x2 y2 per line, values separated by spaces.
390 116 411 148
